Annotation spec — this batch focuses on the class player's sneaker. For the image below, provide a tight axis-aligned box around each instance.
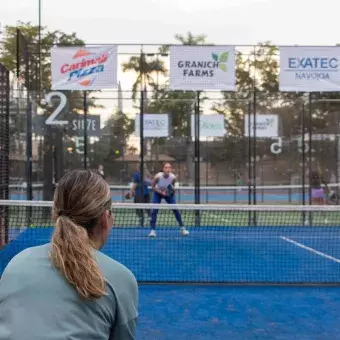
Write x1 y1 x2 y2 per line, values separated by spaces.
149 230 156 237
180 227 189 236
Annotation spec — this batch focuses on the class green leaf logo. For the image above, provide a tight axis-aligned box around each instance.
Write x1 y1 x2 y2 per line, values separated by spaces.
212 53 218 61
211 51 229 72
219 52 229 62
266 118 274 127
219 63 227 72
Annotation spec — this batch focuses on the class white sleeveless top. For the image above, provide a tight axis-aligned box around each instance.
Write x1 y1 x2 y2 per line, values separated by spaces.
155 172 175 190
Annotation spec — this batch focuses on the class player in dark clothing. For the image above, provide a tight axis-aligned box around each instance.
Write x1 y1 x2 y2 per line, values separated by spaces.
125 164 152 224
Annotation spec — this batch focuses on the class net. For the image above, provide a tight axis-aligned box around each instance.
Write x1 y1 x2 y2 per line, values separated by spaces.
1 199 340 284
8 183 340 204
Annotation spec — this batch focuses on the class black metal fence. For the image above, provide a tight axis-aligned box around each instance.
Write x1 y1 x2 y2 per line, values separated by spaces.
4 41 340 205
0 62 10 246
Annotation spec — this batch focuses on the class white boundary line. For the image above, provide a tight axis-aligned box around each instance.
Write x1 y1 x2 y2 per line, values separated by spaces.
280 236 340 263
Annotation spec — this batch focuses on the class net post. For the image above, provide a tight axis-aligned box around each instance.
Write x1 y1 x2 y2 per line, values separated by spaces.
194 91 201 227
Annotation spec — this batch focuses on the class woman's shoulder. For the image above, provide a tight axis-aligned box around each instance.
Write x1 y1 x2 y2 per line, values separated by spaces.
6 243 50 264
1 244 52 281
95 251 137 288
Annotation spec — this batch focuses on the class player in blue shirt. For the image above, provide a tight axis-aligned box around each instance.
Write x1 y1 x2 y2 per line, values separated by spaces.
149 162 189 237
125 164 152 224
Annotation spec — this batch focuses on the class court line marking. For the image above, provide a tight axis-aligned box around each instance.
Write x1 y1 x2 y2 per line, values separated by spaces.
280 236 340 263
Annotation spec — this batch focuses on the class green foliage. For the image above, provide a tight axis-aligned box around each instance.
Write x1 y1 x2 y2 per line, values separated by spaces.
90 110 134 178
121 53 167 100
0 21 98 112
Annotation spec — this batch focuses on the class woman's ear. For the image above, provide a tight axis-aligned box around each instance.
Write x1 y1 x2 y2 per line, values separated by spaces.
99 210 111 231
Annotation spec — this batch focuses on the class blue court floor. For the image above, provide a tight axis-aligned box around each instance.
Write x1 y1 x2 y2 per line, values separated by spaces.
2 227 340 339
138 285 340 340
2 226 340 283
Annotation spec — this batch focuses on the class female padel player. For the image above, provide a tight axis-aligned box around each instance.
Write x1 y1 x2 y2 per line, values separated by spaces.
149 162 189 237
0 170 138 340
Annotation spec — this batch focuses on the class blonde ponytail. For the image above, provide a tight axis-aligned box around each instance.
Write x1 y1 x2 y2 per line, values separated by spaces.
50 215 107 300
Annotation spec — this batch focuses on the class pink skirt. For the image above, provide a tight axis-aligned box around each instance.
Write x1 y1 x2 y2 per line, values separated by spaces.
311 188 324 199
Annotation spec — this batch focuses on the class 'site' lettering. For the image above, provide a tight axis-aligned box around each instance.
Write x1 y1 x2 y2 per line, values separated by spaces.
72 119 96 131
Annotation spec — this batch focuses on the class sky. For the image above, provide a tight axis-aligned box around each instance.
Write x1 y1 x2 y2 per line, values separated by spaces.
1 0 339 133
2 0 339 46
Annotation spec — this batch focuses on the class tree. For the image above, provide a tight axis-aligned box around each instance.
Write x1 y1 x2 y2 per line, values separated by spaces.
0 22 100 110
210 42 340 184
0 22 103 197
122 52 167 101
208 43 297 182
121 34 210 184
121 32 211 184
91 110 134 181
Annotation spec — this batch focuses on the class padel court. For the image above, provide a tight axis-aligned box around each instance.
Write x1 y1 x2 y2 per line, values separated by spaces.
1 202 340 339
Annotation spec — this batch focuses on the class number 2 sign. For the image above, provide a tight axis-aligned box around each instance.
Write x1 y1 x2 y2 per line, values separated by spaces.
44 92 68 125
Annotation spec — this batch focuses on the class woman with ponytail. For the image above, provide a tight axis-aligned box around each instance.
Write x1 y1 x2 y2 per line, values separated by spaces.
0 170 138 340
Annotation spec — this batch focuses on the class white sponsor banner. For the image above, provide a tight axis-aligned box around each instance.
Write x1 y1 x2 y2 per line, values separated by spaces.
51 45 117 90
279 46 340 92
135 114 169 137
170 46 236 91
244 114 279 138
191 114 226 137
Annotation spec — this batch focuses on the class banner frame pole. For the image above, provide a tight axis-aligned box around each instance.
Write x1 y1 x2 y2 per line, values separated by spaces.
247 101 252 226
83 91 88 169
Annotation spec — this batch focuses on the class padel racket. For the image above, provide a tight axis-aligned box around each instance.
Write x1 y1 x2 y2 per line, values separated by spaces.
166 184 175 198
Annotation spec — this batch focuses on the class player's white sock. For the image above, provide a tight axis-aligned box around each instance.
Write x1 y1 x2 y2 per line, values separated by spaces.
149 230 156 237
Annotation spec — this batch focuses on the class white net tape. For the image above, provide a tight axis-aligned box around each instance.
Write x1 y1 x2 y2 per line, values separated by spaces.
1 200 340 212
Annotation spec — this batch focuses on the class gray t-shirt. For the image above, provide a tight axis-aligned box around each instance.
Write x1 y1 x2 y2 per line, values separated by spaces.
0 243 138 340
